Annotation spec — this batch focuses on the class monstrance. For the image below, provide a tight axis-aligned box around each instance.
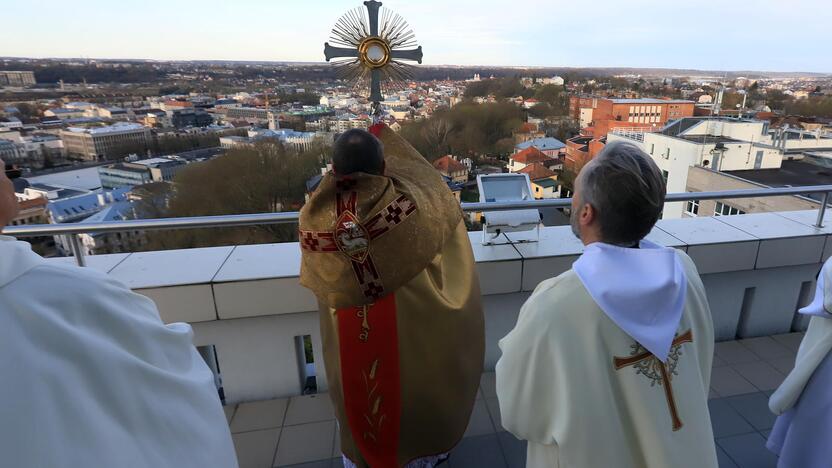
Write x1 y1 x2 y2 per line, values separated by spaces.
324 1 423 121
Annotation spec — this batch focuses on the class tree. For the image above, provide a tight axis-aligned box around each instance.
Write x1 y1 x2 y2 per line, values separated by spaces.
153 133 222 155
142 140 327 250
720 92 744 110
465 78 527 99
14 102 41 123
765 89 790 111
400 101 524 161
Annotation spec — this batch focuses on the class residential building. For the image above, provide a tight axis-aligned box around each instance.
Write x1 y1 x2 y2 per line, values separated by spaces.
0 139 23 163
9 194 49 227
96 107 129 120
608 117 784 218
508 146 555 173
99 158 187 189
9 193 54 255
682 165 820 218
513 122 545 144
0 71 36 86
327 115 371 133
518 163 561 199
515 137 566 157
564 135 594 173
77 201 146 255
221 129 323 152
99 163 152 189
0 132 65 167
172 108 214 129
60 123 152 161
225 107 278 124
433 155 468 183
44 108 87 120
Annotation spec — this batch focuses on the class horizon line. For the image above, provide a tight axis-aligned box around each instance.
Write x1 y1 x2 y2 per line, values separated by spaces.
1 56 830 77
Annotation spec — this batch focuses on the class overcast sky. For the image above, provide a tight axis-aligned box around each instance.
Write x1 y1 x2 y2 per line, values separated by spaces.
4 0 831 73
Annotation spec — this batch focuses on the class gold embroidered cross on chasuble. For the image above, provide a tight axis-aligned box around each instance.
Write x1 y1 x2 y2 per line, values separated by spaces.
614 330 694 432
298 124 484 468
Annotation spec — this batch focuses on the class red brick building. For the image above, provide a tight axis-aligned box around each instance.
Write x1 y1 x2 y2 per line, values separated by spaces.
569 96 695 137
565 96 696 174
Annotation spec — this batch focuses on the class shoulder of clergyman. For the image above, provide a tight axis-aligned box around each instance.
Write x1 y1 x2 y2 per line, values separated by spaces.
524 270 597 324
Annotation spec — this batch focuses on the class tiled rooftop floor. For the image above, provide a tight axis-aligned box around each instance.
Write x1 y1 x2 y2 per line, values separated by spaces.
227 333 803 468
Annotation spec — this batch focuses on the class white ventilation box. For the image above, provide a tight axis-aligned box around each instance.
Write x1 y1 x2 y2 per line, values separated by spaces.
476 173 541 245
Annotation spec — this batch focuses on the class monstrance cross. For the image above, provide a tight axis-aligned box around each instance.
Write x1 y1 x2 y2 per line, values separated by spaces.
324 1 423 120
613 330 694 432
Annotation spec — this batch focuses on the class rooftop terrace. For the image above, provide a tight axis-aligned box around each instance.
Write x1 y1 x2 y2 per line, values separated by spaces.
5 190 832 468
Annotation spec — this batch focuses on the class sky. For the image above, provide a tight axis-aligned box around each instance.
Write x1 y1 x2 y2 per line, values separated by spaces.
3 0 831 73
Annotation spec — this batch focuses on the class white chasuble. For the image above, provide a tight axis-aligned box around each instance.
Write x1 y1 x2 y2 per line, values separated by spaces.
497 241 717 468
0 236 238 468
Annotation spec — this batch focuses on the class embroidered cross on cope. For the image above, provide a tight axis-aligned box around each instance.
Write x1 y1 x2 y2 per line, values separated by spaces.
299 176 417 466
613 330 694 432
299 181 417 300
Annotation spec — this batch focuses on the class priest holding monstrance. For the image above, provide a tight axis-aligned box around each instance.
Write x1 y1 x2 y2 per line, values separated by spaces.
299 3 485 467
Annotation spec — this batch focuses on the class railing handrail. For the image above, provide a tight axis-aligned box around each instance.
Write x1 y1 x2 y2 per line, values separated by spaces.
4 185 832 238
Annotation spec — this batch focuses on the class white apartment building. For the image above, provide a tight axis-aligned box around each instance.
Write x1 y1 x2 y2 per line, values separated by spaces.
608 118 784 219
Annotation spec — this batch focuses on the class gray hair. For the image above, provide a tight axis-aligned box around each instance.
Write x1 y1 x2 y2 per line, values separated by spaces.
575 141 666 246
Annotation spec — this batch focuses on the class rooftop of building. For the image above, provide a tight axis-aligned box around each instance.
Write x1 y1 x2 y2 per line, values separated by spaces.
609 98 695 105
100 163 150 175
64 122 147 135
515 137 566 152
433 155 466 173
518 162 557 180
12 205 826 467
26 183 89 199
728 160 832 201
511 146 552 165
678 135 746 145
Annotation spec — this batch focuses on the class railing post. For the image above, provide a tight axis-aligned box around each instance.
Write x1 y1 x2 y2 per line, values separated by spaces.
66 234 87 267
816 192 829 229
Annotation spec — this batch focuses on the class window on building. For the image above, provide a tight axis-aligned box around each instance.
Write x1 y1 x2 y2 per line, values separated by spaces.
714 201 746 216
685 200 700 216
661 170 669 183
650 144 655 155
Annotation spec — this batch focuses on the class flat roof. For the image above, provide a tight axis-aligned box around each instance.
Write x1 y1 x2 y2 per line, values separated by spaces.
678 135 744 145
727 160 832 202
610 98 694 104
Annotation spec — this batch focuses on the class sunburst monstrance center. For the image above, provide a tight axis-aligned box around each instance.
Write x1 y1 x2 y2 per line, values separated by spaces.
359 37 391 69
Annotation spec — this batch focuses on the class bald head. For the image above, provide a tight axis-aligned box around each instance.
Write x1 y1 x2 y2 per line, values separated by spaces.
332 129 385 176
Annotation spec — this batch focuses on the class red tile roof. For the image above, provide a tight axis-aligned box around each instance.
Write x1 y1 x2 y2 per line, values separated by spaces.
433 155 466 173
512 146 552 165
516 122 538 134
518 163 557 180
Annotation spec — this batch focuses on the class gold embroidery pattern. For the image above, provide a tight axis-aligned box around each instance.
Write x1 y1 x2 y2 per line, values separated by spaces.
362 359 385 442
358 305 371 342
613 330 694 432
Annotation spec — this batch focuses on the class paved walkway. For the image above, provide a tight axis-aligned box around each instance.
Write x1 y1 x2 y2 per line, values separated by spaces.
226 333 804 468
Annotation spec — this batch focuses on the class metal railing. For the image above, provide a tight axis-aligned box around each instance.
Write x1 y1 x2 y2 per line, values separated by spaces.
4 185 831 267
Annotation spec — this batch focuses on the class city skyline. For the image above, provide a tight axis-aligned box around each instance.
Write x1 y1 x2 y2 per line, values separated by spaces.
4 0 832 73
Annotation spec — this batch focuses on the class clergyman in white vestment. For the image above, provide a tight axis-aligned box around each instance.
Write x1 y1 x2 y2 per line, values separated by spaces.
767 258 832 467
0 161 239 468
496 142 718 468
